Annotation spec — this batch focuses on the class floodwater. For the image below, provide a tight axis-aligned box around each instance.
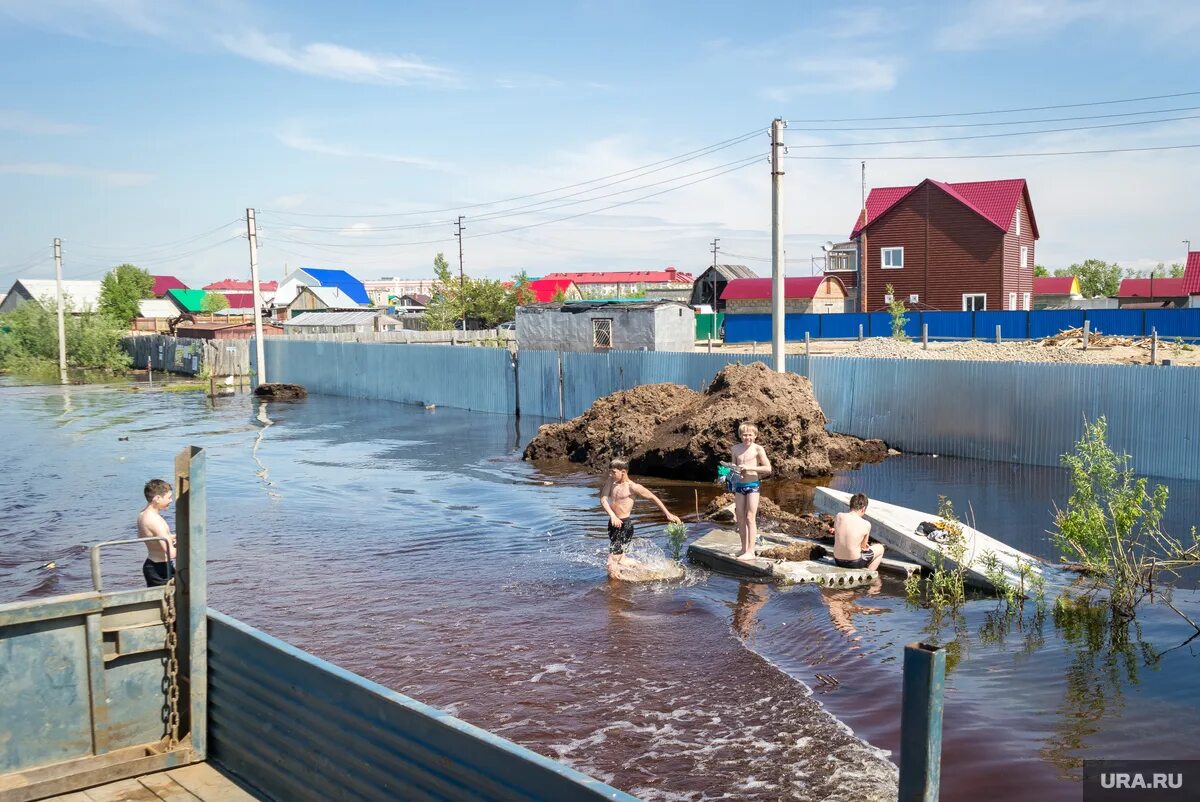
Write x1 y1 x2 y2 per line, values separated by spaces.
2 380 1198 801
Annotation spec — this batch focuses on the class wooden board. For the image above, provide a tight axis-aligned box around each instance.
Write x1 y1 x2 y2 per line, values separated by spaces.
813 487 1065 594
687 528 878 588
45 762 257 801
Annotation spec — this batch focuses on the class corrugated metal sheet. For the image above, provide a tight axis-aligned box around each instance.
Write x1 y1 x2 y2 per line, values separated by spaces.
285 310 387 327
922 311 973 339
974 311 1027 340
208 612 637 802
262 339 515 414
1085 309 1144 336
1145 308 1200 339
1029 310 1083 339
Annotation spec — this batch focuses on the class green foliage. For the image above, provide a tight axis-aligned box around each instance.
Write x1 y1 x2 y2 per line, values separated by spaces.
1053 417 1199 621
905 496 969 611
1055 259 1124 298
551 288 567 303
0 296 130 373
1169 262 1185 278
98 264 155 326
665 521 688 560
1033 264 1050 277
885 283 909 341
200 292 230 313
423 253 532 330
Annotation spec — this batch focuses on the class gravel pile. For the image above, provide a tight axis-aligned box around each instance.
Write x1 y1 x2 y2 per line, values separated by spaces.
840 338 1132 364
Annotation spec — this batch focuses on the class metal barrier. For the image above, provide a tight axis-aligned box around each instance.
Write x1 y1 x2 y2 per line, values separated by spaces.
207 611 640 802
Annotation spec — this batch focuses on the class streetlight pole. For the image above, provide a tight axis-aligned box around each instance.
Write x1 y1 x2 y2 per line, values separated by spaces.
770 118 785 372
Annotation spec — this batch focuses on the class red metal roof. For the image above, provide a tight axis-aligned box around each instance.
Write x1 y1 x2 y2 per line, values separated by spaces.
151 275 187 296
720 276 843 300
1033 277 1077 295
540 269 693 285
1118 278 1187 298
202 278 279 292
222 292 255 309
525 278 577 303
1184 251 1200 294
851 178 1037 240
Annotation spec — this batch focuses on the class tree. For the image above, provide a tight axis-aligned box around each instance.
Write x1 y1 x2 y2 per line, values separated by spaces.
98 264 155 325
200 292 230 314
885 284 909 341
1057 259 1124 298
466 278 516 327
1170 262 1185 278
550 288 567 303
423 253 464 330
1033 264 1050 277
0 297 129 373
511 270 536 307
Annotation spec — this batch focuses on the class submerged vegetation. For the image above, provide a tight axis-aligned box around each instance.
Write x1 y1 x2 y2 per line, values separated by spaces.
0 298 130 375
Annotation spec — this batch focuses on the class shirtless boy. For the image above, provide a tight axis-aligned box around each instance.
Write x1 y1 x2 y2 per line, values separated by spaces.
600 458 681 572
833 492 884 572
725 423 772 562
137 479 176 587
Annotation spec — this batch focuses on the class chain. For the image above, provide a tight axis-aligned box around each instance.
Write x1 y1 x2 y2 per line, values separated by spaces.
161 574 181 749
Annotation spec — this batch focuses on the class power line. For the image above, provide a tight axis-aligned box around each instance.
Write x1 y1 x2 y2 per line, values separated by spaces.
786 113 1200 150
787 104 1200 132
786 89 1200 123
782 142 1200 160
68 219 244 253
267 157 763 251
259 128 765 220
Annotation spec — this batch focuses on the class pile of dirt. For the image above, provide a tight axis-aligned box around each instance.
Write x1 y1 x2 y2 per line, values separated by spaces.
524 362 889 480
253 383 308 399
760 542 826 562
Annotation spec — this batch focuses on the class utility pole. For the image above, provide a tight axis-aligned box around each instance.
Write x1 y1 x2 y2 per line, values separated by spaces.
860 161 869 313
53 238 67 384
770 118 785 372
246 208 267 385
710 237 720 308
455 216 466 330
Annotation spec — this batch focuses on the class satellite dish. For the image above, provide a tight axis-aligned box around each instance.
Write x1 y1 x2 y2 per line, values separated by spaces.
821 241 835 252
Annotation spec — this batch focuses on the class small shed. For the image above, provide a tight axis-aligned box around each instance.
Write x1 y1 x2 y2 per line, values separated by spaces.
721 276 847 314
690 265 757 310
517 300 694 352
283 310 403 335
1032 276 1082 309
174 321 284 340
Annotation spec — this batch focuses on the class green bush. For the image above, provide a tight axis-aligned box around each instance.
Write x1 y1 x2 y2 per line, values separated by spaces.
0 297 130 374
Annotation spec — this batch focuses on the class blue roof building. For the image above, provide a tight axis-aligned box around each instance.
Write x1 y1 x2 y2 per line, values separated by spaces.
277 268 370 308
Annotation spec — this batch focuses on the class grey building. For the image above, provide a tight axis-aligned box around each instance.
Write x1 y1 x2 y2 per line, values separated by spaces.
283 310 404 335
690 265 757 310
517 300 694 352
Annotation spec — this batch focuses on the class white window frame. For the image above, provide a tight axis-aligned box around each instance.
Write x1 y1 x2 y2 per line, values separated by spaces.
1008 292 1018 310
1022 292 1031 311
1020 245 1029 270
592 317 613 349
963 293 986 311
1014 210 1021 237
880 247 904 269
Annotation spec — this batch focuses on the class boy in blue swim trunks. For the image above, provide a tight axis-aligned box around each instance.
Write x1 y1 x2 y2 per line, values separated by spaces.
725 423 772 562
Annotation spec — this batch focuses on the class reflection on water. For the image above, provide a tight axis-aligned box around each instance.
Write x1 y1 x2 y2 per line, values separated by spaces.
0 379 1197 801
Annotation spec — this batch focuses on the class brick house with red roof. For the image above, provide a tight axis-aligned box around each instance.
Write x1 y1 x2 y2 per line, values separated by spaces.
1184 251 1200 308
838 178 1038 312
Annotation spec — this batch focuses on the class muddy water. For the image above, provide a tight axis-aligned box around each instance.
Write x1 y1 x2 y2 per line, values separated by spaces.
2 381 1198 801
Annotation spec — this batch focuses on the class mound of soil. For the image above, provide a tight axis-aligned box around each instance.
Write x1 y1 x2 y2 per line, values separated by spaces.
703 493 836 540
254 383 308 399
523 362 888 479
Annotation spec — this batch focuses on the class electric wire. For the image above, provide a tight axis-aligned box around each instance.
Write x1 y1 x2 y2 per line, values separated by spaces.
787 104 1200 132
782 142 1200 160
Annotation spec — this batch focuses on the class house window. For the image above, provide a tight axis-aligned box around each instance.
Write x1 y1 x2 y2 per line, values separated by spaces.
881 247 904 269
1009 292 1017 310
592 318 613 349
963 293 986 311
1023 292 1031 311
1014 210 1021 237
1020 245 1029 269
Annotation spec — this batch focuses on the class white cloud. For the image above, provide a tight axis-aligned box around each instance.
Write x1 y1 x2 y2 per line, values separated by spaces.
764 57 898 101
268 193 308 210
0 109 88 135
277 128 455 172
217 31 456 86
935 0 1200 50
0 161 153 185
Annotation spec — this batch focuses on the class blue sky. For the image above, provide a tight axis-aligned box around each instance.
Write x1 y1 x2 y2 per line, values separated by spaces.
2 0 1199 288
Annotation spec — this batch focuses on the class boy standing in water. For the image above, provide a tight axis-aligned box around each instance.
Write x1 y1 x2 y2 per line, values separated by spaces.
600 458 681 573
137 478 176 587
726 423 772 562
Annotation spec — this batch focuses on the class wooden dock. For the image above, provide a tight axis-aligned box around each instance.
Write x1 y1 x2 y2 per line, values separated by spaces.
45 763 260 801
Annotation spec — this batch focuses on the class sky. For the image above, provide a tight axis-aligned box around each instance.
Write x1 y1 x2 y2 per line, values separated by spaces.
2 0 1199 289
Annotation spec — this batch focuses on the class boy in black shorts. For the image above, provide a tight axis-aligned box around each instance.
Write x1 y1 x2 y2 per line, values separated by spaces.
599 458 681 573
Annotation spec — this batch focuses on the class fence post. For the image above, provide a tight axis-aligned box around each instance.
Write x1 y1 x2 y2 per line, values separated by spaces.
557 352 565 421
804 331 811 357
751 341 757 355
1151 327 1158 365
899 642 946 802
858 323 864 342
147 356 153 387
922 323 929 350
995 324 1002 344
1082 320 1090 351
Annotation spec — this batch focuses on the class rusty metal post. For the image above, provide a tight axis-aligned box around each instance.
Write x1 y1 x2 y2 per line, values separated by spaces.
899 642 946 802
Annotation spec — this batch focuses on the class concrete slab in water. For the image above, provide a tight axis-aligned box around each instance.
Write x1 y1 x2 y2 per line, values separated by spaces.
687 529 878 588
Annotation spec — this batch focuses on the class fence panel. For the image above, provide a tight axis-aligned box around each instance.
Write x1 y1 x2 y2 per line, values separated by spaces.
819 312 870 339
974 311 1029 340
1029 310 1084 339
723 313 770 343
920 312 973 340
1144 308 1200 342
1085 309 1144 337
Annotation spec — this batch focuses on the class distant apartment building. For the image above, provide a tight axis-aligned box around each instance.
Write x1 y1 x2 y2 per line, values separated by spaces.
537 268 693 298
363 278 438 306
